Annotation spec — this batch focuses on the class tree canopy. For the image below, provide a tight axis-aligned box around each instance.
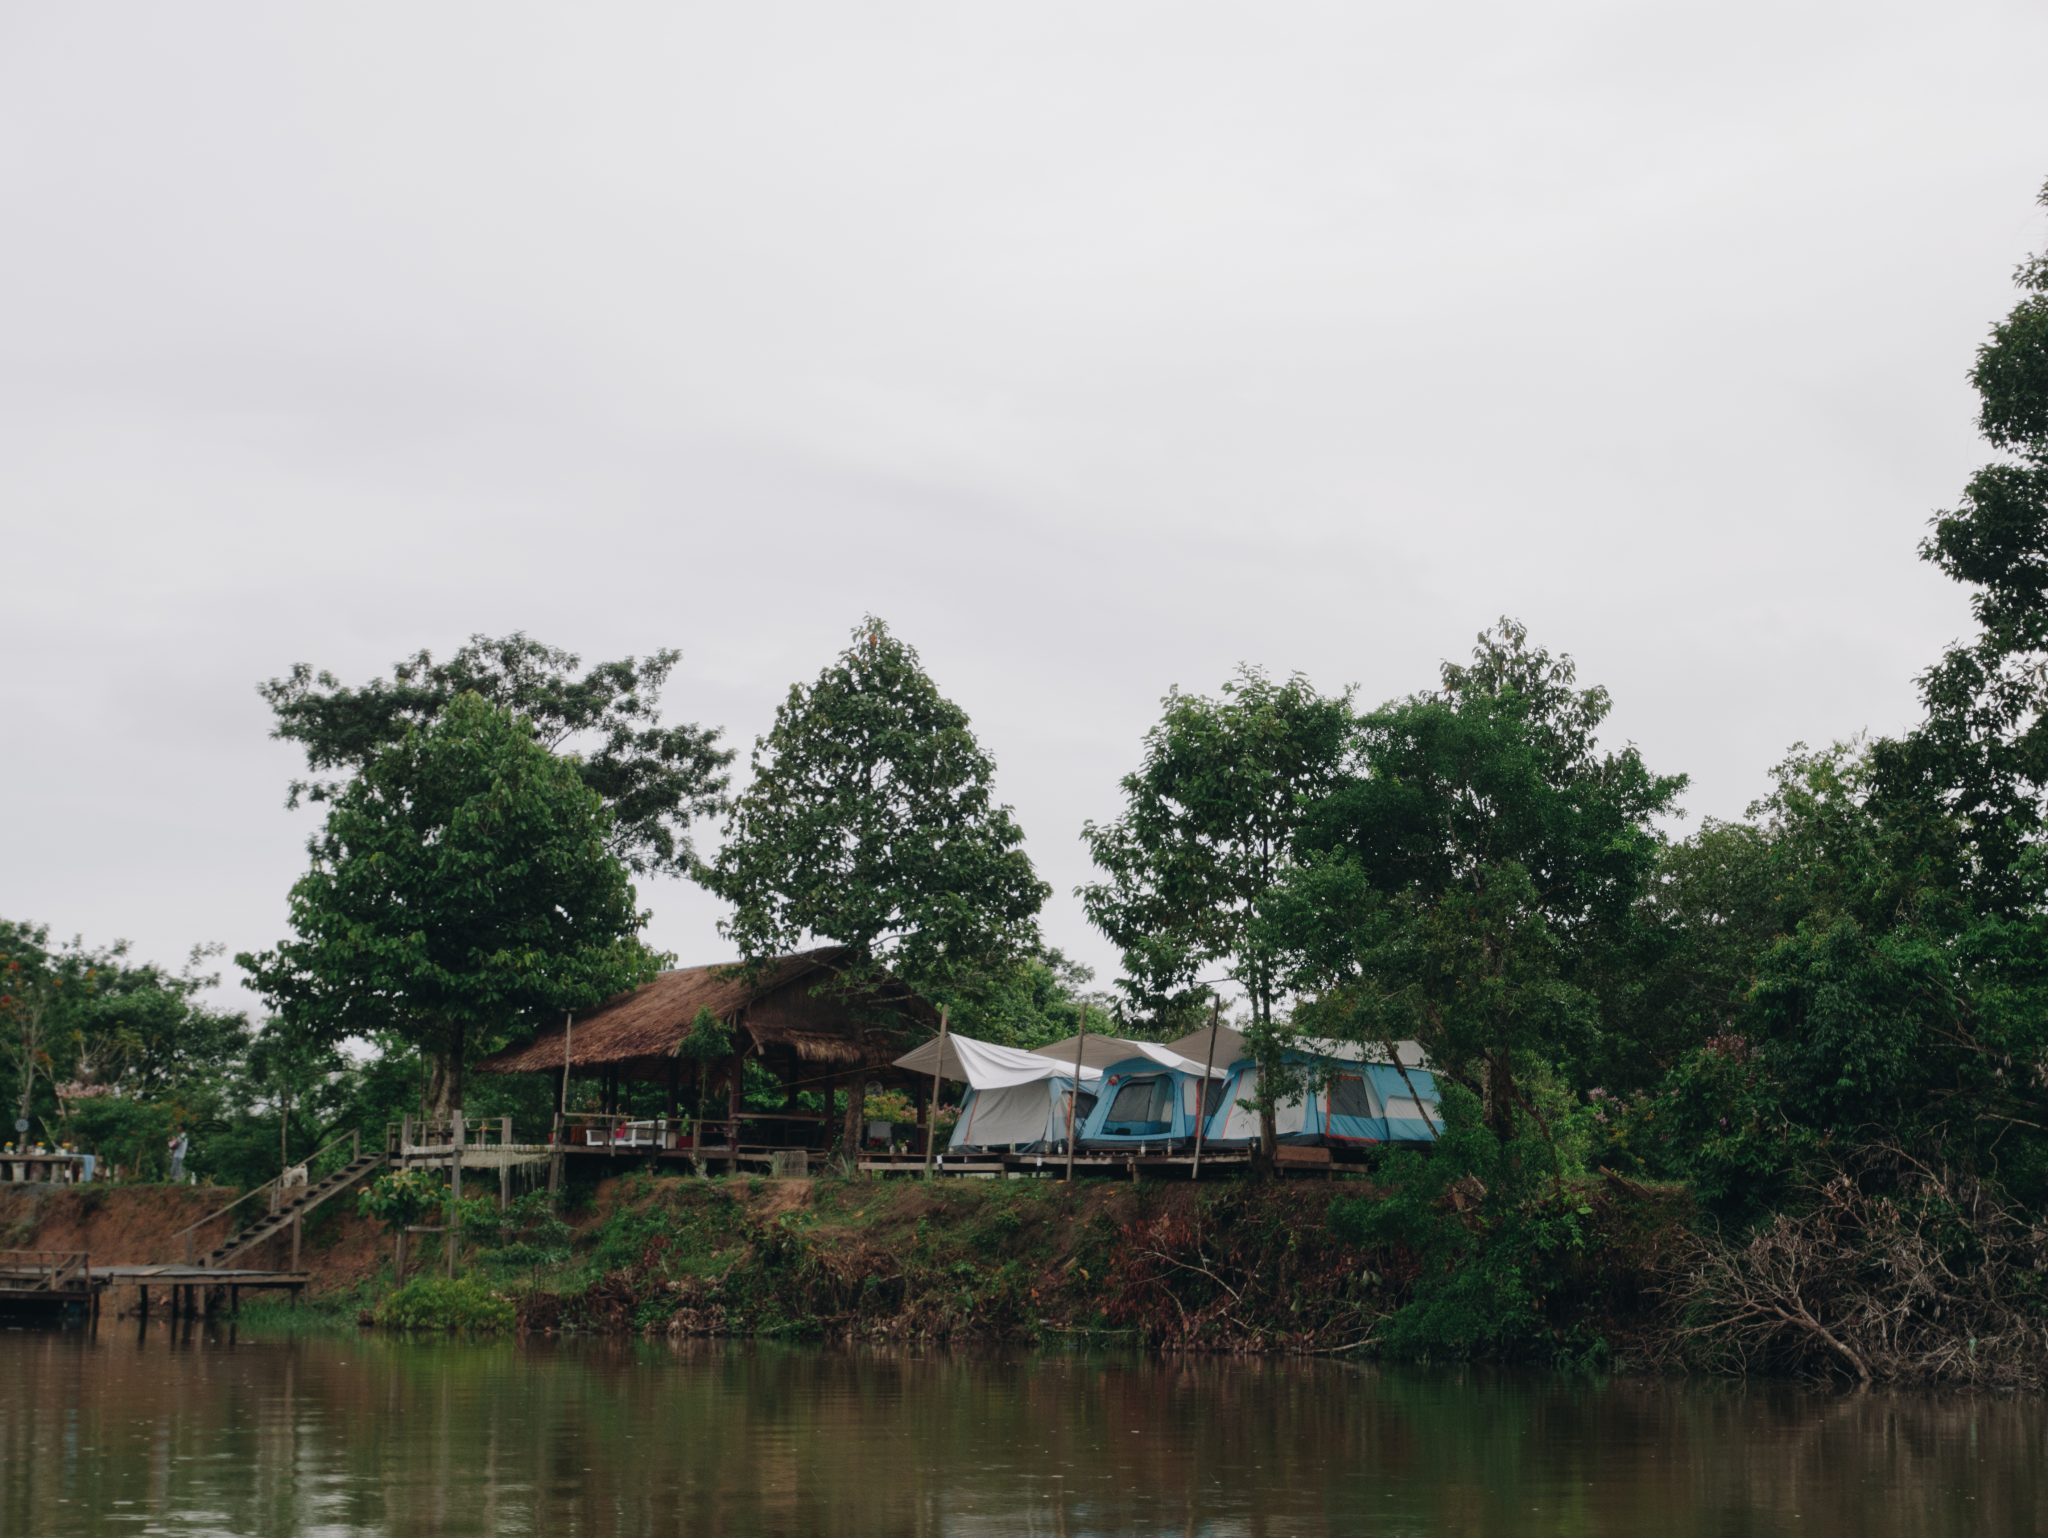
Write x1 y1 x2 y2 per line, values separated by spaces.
261 633 732 878
239 691 660 1115
1081 666 1354 1150
707 617 1048 1004
1278 621 1685 1137
1 922 250 1146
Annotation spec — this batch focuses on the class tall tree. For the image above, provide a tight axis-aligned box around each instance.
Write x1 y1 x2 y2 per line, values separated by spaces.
1081 666 1356 1154
261 633 733 879
0 923 250 1143
1281 622 1684 1139
706 619 1048 1143
1875 181 2048 915
240 692 659 1116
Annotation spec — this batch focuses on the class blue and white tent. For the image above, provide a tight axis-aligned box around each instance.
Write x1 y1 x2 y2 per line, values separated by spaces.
1165 1025 1441 1147
892 1033 1103 1155
1068 1041 1228 1152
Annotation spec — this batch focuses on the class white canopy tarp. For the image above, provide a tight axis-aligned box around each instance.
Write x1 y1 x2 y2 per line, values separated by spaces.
894 1032 1104 1090
952 1079 1091 1150
1161 1025 1430 1070
1031 1034 1227 1078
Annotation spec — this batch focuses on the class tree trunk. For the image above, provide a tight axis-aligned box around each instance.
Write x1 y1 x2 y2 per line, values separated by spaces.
426 1051 464 1122
840 1072 868 1157
1484 1051 1516 1141
1252 995 1278 1170
1256 1056 1279 1168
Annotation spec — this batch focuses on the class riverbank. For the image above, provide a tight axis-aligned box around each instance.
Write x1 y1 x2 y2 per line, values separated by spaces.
15 1167 2040 1393
310 1168 1684 1367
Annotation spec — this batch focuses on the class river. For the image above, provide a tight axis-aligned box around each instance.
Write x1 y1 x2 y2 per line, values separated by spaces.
0 1326 2038 1536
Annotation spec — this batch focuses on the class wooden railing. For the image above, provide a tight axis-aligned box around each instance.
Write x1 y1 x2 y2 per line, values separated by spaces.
386 1115 521 1157
0 1249 90 1291
549 1110 829 1152
170 1128 363 1264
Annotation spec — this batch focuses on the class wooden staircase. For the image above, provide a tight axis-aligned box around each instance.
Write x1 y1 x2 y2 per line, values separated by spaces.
172 1132 383 1271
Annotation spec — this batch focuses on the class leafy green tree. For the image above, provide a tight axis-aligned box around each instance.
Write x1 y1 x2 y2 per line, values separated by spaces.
0 922 250 1148
1633 820 1788 1063
66 943 252 1101
707 618 1047 1150
1281 622 1684 1139
240 692 660 1117
261 633 733 878
708 617 1048 998
1082 666 1355 1153
944 946 1113 1049
1640 741 2048 1209
0 923 83 1141
239 1022 354 1176
1874 182 2048 916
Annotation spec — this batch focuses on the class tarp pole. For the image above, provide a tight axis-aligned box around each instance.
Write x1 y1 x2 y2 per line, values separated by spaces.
558 1011 574 1119
1191 999 1221 1180
922 1008 949 1178
1064 1005 1087 1184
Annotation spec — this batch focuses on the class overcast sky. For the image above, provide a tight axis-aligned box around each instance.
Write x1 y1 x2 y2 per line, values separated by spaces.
4 4 2046 1015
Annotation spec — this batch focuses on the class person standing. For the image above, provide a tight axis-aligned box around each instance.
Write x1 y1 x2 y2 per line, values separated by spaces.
167 1129 189 1182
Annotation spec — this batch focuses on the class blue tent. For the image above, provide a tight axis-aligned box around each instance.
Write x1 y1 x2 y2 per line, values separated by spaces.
1072 1045 1227 1152
1176 1028 1440 1148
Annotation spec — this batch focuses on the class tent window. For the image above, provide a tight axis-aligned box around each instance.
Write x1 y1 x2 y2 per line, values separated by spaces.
1073 1091 1099 1122
1182 1077 1225 1117
1329 1074 1376 1119
1105 1076 1172 1126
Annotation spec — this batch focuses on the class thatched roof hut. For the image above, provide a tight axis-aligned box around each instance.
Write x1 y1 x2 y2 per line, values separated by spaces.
474 947 937 1090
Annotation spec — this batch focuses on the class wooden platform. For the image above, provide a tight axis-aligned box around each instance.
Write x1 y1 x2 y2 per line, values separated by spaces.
98 1264 310 1289
0 1251 309 1323
857 1150 1258 1178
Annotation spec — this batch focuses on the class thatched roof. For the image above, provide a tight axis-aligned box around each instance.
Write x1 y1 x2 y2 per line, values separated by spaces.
474 947 936 1076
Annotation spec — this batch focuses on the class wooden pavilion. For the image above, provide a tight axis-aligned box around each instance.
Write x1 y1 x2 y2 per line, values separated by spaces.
474 947 940 1164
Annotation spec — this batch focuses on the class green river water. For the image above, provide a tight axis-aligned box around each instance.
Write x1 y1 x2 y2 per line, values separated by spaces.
0 1326 2039 1536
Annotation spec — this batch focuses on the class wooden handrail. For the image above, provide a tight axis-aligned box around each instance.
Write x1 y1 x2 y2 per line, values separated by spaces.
169 1127 365 1263
0 1249 91 1289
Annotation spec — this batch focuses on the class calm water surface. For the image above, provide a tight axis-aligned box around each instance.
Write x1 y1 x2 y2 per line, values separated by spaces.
0 1326 2039 1537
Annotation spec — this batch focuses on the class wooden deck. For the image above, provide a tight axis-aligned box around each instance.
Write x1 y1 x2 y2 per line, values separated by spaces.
0 1251 309 1322
856 1149 1261 1178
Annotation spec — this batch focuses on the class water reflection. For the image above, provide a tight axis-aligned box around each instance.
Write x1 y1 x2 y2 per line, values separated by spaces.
0 1328 2037 1536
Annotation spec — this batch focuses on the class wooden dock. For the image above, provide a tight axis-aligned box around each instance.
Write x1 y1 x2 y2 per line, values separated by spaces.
856 1145 1354 1178
856 1149 1261 1178
0 1251 309 1322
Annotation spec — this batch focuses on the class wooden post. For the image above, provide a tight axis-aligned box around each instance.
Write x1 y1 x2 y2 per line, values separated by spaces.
1191 1000 1221 1180
137 1284 149 1324
395 1226 408 1285
559 1011 574 1118
290 1211 302 1271
446 1111 464 1277
921 1008 950 1178
1064 1005 1088 1184
500 1116 512 1211
727 1050 745 1175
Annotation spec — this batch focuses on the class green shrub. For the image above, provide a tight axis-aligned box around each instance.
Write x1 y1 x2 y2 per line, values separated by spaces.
373 1276 515 1334
1340 1079 1600 1362
357 1168 444 1226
